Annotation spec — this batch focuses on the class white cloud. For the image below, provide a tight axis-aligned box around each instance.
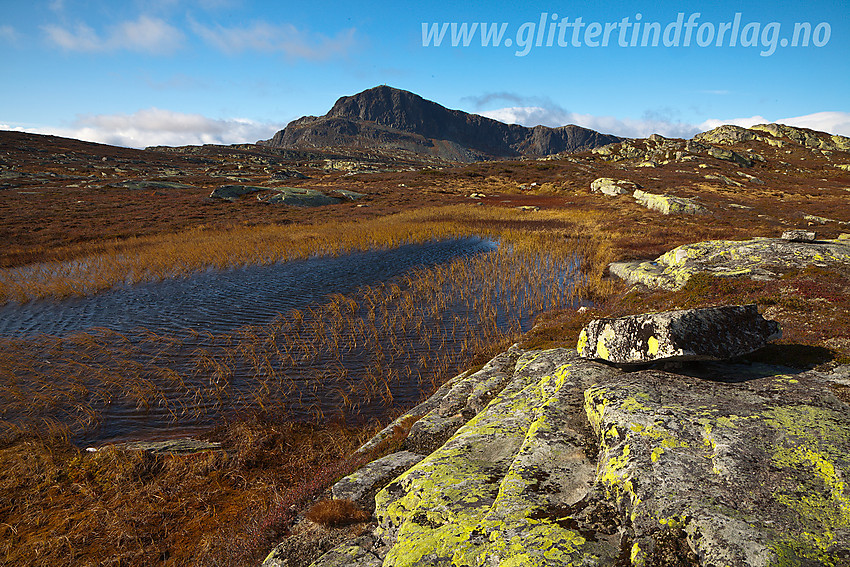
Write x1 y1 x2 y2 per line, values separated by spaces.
42 15 184 54
698 111 850 137
479 106 700 139
774 111 850 137
189 19 356 60
0 25 18 43
697 115 770 131
480 105 850 139
13 108 285 148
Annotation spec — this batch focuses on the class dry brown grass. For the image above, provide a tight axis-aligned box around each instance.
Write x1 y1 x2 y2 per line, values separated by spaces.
0 417 378 567
0 204 614 304
305 499 370 527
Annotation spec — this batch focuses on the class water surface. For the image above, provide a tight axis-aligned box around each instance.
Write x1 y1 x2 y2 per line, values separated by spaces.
0 237 577 445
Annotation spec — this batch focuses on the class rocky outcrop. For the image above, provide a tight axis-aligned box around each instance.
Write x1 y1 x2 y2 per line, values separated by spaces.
692 125 760 145
595 122 850 169
271 169 309 180
609 236 850 290
209 184 267 201
275 344 850 567
259 187 343 207
576 305 781 365
210 185 347 206
696 123 850 153
592 135 752 169
262 86 623 162
706 146 753 167
632 189 707 215
590 178 637 197
751 123 850 152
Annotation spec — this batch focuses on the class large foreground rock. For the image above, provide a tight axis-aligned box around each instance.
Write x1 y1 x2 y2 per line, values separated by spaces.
577 305 781 365
585 363 850 566
265 346 850 567
610 236 850 290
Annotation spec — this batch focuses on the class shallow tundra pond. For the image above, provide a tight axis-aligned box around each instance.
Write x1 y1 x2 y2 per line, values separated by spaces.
0 237 580 445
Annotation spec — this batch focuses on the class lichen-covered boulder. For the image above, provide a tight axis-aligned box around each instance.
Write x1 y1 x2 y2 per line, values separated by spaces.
372 350 622 567
576 305 781 365
590 177 637 196
706 146 753 167
632 189 707 215
585 364 850 567
609 236 850 290
694 125 761 145
782 230 817 242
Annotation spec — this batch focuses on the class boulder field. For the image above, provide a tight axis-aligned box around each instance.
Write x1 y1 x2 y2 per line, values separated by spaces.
263 307 850 567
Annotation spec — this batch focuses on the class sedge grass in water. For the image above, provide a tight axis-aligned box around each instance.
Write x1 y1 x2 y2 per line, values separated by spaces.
0 237 584 445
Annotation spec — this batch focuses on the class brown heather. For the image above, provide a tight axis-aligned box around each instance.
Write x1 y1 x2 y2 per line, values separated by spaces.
305 499 370 527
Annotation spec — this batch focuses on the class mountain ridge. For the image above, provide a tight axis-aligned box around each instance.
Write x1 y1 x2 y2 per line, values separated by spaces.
261 85 624 162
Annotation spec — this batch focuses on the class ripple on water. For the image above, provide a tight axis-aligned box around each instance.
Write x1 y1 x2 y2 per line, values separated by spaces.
0 237 498 338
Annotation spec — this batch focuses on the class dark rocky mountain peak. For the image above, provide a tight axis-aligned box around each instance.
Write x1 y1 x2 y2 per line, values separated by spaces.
262 86 623 162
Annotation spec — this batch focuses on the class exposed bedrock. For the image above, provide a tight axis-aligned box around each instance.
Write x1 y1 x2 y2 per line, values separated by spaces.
261 331 850 566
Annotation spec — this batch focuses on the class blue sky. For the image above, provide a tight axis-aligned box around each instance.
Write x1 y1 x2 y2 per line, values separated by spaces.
1 0 848 147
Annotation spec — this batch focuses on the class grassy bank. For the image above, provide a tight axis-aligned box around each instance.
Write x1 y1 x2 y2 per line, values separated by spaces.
0 205 613 304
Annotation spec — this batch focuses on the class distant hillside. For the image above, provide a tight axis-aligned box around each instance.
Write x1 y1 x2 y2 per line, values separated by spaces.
261 86 623 162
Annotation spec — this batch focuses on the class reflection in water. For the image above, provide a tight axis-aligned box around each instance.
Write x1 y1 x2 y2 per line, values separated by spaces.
0 238 581 444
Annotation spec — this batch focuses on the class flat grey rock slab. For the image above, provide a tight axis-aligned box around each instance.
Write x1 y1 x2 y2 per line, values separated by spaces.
209 184 266 200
